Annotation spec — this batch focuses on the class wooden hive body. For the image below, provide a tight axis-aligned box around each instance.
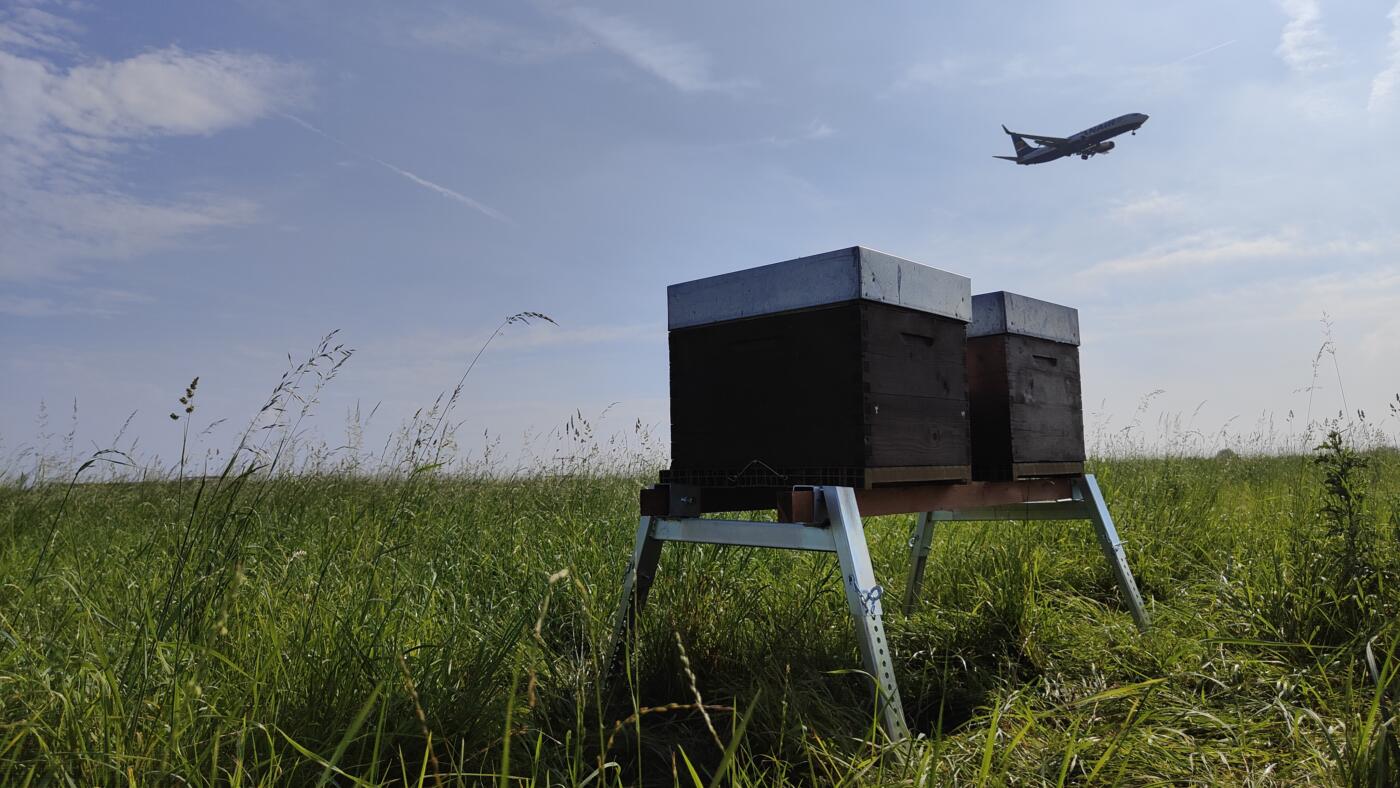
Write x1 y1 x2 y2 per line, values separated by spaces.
966 292 1085 481
665 247 971 488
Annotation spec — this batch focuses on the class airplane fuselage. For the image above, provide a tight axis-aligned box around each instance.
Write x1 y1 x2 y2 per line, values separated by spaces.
1001 113 1149 165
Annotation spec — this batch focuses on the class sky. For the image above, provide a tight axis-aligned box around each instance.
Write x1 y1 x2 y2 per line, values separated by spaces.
3 0 1400 473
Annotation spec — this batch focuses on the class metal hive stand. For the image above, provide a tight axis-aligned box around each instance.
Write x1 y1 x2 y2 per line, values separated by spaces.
608 474 1149 743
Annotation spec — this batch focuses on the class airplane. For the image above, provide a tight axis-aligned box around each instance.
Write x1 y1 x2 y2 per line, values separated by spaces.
995 113 1149 165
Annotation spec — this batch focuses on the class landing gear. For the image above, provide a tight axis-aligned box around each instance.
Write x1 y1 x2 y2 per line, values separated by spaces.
1131 130 1136 135
1080 154 1089 160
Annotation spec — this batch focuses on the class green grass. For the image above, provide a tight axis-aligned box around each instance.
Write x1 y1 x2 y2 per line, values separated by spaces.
2 446 1398 785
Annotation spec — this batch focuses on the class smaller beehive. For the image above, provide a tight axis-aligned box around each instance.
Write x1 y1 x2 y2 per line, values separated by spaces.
666 246 972 488
966 292 1085 481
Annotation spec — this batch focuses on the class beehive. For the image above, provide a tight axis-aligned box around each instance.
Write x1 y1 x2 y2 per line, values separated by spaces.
966 291 1085 481
665 246 972 488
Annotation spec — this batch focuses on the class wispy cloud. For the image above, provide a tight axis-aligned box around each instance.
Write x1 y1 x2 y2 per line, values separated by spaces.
1276 0 1333 73
1080 230 1379 277
1092 266 1400 349
762 119 836 147
887 57 967 93
0 288 152 318
1368 3 1400 113
371 321 660 361
350 321 663 406
280 113 510 223
1111 191 1186 221
395 7 748 96
566 8 750 94
1168 39 1236 66
0 2 80 54
890 44 1228 99
407 10 590 64
887 56 1052 94
476 321 659 352
0 6 306 284
1085 233 1296 277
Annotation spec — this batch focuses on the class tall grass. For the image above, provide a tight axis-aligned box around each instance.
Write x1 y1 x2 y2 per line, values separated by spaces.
2 331 1398 784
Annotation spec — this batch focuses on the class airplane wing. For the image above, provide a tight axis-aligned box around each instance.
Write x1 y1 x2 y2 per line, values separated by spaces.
1019 132 1069 146
1002 125 1067 146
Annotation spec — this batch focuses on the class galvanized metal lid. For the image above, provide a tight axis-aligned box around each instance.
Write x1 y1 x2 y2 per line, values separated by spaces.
968 291 1080 345
667 246 971 330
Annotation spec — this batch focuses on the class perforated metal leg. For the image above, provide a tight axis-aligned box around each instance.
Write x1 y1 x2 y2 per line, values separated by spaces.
903 511 936 614
607 516 664 676
823 486 911 742
1079 475 1151 631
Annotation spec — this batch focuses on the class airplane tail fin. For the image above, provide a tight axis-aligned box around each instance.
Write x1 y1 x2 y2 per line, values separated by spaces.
1002 124 1036 156
1003 126 1033 155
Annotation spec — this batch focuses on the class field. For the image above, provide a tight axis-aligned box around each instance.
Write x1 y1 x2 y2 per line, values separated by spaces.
3 425 1399 785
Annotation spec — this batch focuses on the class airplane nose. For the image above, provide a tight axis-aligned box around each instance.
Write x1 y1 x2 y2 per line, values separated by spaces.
1139 114 1150 124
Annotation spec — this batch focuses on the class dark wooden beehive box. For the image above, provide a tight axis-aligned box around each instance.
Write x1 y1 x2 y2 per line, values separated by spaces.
966 292 1085 481
665 247 972 488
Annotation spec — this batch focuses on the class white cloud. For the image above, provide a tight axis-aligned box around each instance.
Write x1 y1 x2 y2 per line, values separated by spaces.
1080 230 1379 277
46 50 299 137
1112 191 1186 221
0 8 306 285
1368 3 1400 113
566 8 750 94
1276 0 1334 74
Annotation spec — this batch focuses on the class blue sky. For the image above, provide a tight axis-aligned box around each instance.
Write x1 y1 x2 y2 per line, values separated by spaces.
3 0 1399 471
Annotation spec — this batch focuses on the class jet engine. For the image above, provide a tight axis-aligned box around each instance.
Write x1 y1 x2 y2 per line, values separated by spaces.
1092 141 1115 154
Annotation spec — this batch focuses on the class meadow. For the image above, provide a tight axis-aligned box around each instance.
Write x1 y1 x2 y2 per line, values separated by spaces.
2 335 1398 785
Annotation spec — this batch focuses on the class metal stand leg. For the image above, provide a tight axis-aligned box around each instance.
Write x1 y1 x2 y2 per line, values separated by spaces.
903 512 935 615
824 486 911 742
1079 475 1151 631
608 516 665 676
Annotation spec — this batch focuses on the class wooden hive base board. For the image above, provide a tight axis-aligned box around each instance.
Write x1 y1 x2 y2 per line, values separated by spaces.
864 465 970 486
662 464 970 489
1011 461 1085 479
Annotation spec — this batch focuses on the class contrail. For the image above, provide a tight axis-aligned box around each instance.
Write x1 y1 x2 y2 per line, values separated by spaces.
280 113 511 224
1170 39 1236 66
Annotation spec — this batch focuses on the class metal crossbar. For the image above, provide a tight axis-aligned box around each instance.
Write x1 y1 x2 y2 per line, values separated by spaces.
903 475 1150 630
608 474 1149 743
